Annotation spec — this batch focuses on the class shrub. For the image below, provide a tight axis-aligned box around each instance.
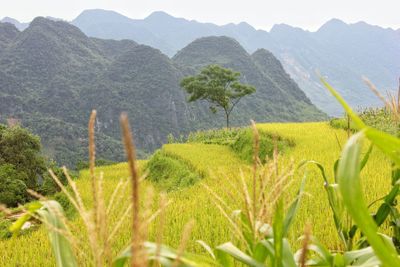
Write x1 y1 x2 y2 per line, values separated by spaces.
0 164 28 207
146 151 203 191
0 125 47 189
53 192 75 219
330 107 399 135
75 158 116 170
39 165 72 196
188 127 294 163
0 219 12 239
230 128 293 163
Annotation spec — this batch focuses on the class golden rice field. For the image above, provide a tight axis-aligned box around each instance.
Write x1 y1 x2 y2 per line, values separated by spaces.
0 122 392 266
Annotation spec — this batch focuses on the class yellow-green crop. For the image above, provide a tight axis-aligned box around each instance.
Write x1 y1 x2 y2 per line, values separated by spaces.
0 122 392 266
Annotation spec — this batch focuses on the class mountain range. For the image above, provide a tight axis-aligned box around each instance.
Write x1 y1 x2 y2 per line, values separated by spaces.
0 18 324 166
3 11 400 115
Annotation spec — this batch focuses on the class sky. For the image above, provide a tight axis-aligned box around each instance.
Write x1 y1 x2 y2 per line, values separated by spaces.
0 0 399 31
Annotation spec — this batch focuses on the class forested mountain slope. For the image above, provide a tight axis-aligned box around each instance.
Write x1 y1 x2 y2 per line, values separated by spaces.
0 18 325 166
69 10 400 115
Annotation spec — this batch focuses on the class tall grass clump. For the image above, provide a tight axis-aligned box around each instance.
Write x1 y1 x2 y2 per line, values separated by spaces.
330 107 398 135
331 78 400 136
363 77 400 125
188 127 294 163
146 150 204 191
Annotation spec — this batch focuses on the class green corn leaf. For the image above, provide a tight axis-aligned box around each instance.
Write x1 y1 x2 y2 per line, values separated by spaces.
374 185 399 227
298 160 329 185
333 159 339 183
320 77 400 168
364 128 400 168
37 201 77 267
214 247 234 267
113 242 211 267
343 247 378 266
333 253 345 266
196 240 215 260
360 144 373 171
283 174 306 237
9 213 32 235
337 132 400 266
320 77 366 129
9 201 42 235
260 239 275 257
215 242 264 267
253 241 269 263
281 239 296 267
273 199 284 267
297 236 333 266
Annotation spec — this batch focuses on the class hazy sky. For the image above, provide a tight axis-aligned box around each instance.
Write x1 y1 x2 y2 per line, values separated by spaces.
1 0 399 31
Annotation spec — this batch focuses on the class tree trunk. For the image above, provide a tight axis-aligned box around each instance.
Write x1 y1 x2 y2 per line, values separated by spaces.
226 113 230 128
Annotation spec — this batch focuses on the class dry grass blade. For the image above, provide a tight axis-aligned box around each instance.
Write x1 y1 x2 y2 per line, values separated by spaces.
155 193 167 265
108 178 131 216
251 120 259 238
363 77 400 122
120 112 144 267
0 204 12 216
48 170 82 217
97 172 111 264
88 110 103 267
299 224 312 267
363 77 387 105
106 177 127 215
88 110 100 240
107 204 133 244
27 189 46 201
239 169 254 231
202 184 248 245
62 167 85 212
173 220 195 267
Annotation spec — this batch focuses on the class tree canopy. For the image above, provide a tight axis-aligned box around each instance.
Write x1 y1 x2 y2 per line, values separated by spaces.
180 64 256 127
0 124 66 206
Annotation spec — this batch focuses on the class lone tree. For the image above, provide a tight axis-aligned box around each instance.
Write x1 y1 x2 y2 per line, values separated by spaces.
180 65 256 128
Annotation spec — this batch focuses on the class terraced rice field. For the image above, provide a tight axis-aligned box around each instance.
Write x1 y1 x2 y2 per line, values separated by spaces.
0 122 392 266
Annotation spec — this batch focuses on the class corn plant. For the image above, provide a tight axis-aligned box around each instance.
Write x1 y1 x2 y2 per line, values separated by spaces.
298 141 373 251
321 77 400 266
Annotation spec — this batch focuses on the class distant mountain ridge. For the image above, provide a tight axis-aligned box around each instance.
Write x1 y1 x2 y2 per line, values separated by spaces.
0 17 29 31
3 11 399 115
68 9 400 115
0 18 324 166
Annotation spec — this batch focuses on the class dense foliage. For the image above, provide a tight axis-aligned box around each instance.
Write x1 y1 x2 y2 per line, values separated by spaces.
330 107 399 135
0 19 325 166
187 127 294 163
0 164 27 206
0 124 66 206
146 150 203 191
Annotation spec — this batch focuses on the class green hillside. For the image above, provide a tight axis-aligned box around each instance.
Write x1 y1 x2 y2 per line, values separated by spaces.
69 10 400 115
173 36 326 123
0 122 392 266
0 18 325 167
